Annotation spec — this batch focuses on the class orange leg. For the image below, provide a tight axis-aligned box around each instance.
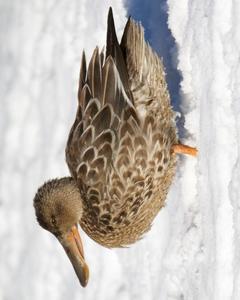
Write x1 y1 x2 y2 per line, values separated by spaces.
172 144 198 156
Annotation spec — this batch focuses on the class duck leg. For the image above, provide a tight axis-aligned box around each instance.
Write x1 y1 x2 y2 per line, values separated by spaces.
172 144 198 156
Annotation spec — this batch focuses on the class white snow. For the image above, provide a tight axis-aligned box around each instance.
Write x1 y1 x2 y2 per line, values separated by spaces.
1 0 240 299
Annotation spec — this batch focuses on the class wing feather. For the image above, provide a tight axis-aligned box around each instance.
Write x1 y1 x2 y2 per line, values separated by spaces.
106 7 133 104
87 47 102 99
66 19 139 194
120 17 171 112
65 7 177 246
78 50 87 101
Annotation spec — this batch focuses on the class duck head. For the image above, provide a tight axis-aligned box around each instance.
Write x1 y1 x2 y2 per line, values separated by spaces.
33 177 89 287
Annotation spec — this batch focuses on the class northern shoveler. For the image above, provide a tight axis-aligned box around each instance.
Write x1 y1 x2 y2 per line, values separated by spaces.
34 7 197 287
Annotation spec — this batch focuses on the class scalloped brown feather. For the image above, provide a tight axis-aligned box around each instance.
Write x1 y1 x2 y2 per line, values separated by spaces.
66 7 177 247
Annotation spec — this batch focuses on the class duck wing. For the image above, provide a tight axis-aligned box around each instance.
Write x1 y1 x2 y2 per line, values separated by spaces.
66 8 177 245
66 45 139 181
66 8 140 206
120 16 171 116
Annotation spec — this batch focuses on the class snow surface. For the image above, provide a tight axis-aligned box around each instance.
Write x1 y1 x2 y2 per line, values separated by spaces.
1 0 239 299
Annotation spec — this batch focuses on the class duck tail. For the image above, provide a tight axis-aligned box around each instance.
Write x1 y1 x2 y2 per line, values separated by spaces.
106 7 133 103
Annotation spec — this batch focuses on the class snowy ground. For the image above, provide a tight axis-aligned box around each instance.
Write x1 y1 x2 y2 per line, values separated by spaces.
1 0 240 299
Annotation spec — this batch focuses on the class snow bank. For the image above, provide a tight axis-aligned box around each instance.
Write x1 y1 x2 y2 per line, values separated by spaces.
166 0 239 299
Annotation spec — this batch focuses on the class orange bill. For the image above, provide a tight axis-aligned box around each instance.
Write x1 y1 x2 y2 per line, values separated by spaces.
58 224 89 287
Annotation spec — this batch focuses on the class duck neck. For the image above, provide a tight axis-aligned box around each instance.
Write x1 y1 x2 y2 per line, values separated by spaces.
56 176 83 219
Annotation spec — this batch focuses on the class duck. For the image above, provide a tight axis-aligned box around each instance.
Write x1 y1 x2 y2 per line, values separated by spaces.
33 7 197 287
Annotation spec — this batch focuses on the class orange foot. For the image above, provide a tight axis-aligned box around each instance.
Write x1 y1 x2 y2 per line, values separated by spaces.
172 144 198 156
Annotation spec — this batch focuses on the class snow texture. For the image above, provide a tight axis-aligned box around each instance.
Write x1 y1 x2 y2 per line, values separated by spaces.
1 0 239 299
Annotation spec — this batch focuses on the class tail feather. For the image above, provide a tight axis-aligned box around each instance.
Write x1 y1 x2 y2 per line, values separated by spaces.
106 7 133 103
87 47 102 100
78 50 87 101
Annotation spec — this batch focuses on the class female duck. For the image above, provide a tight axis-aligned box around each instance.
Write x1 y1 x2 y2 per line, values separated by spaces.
34 7 197 287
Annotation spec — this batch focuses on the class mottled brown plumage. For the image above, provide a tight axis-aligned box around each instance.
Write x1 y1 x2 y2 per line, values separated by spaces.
65 8 177 247
34 8 196 287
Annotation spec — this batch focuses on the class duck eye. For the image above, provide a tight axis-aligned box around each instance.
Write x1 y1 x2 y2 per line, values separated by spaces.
51 215 57 226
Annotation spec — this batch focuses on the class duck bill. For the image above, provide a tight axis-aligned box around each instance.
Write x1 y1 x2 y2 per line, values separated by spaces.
58 224 89 287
